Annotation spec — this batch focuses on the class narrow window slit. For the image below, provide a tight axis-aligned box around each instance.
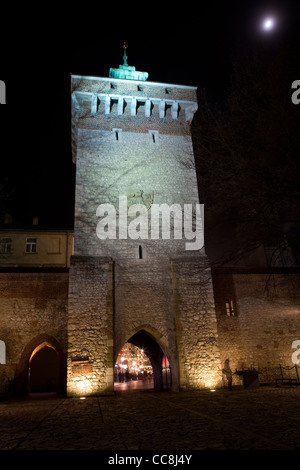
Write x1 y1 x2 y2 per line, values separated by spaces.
113 128 122 141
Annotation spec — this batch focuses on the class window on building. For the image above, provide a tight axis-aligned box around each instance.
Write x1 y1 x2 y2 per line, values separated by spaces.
1 237 12 253
25 237 37 253
149 130 159 144
225 299 236 316
113 128 122 142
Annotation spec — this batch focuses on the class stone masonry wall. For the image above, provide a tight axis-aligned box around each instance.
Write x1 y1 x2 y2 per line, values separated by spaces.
74 128 200 260
113 256 181 390
72 124 206 392
67 256 114 396
212 268 300 384
0 270 68 396
172 259 222 390
69 74 221 392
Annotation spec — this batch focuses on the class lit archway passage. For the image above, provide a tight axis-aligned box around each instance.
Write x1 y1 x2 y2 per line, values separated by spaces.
114 330 172 391
114 342 154 391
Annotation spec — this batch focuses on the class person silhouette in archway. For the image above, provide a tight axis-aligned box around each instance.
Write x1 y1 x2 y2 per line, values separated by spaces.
222 358 233 391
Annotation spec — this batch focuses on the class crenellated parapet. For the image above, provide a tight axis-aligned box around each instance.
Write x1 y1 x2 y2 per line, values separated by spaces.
71 75 198 164
73 91 194 119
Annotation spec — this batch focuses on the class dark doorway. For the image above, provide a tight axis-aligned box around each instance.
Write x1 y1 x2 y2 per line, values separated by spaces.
28 345 60 393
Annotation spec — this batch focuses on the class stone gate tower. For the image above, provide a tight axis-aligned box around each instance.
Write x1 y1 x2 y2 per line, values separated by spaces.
68 46 221 396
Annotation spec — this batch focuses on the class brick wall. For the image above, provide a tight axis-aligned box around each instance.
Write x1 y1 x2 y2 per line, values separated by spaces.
72 77 197 102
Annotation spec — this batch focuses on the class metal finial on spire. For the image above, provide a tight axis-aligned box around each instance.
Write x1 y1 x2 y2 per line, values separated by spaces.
109 42 148 81
123 42 128 66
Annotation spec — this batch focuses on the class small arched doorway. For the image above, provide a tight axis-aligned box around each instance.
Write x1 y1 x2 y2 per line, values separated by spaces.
115 329 172 391
16 335 66 395
28 342 60 393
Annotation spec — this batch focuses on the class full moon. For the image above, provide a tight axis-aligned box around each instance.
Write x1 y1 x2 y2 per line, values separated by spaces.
262 17 275 31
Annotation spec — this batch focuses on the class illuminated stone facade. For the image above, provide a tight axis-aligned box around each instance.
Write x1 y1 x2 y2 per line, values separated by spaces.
68 74 222 395
1 69 300 398
0 240 300 396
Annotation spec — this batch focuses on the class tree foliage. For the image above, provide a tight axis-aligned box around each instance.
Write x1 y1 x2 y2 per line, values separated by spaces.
192 42 300 266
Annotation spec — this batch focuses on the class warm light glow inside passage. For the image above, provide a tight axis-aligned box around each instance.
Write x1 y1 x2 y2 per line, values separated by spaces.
114 343 153 383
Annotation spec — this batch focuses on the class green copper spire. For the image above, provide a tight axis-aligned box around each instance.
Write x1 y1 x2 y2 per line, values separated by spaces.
109 42 149 81
123 42 128 66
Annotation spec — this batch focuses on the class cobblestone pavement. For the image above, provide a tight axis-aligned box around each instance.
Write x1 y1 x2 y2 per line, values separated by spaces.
1 386 300 451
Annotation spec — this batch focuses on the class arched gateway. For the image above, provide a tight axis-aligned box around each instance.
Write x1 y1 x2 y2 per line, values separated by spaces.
67 47 222 397
115 329 175 391
15 335 66 395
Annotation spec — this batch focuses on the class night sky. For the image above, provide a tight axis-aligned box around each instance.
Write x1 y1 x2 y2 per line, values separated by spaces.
1 0 300 243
